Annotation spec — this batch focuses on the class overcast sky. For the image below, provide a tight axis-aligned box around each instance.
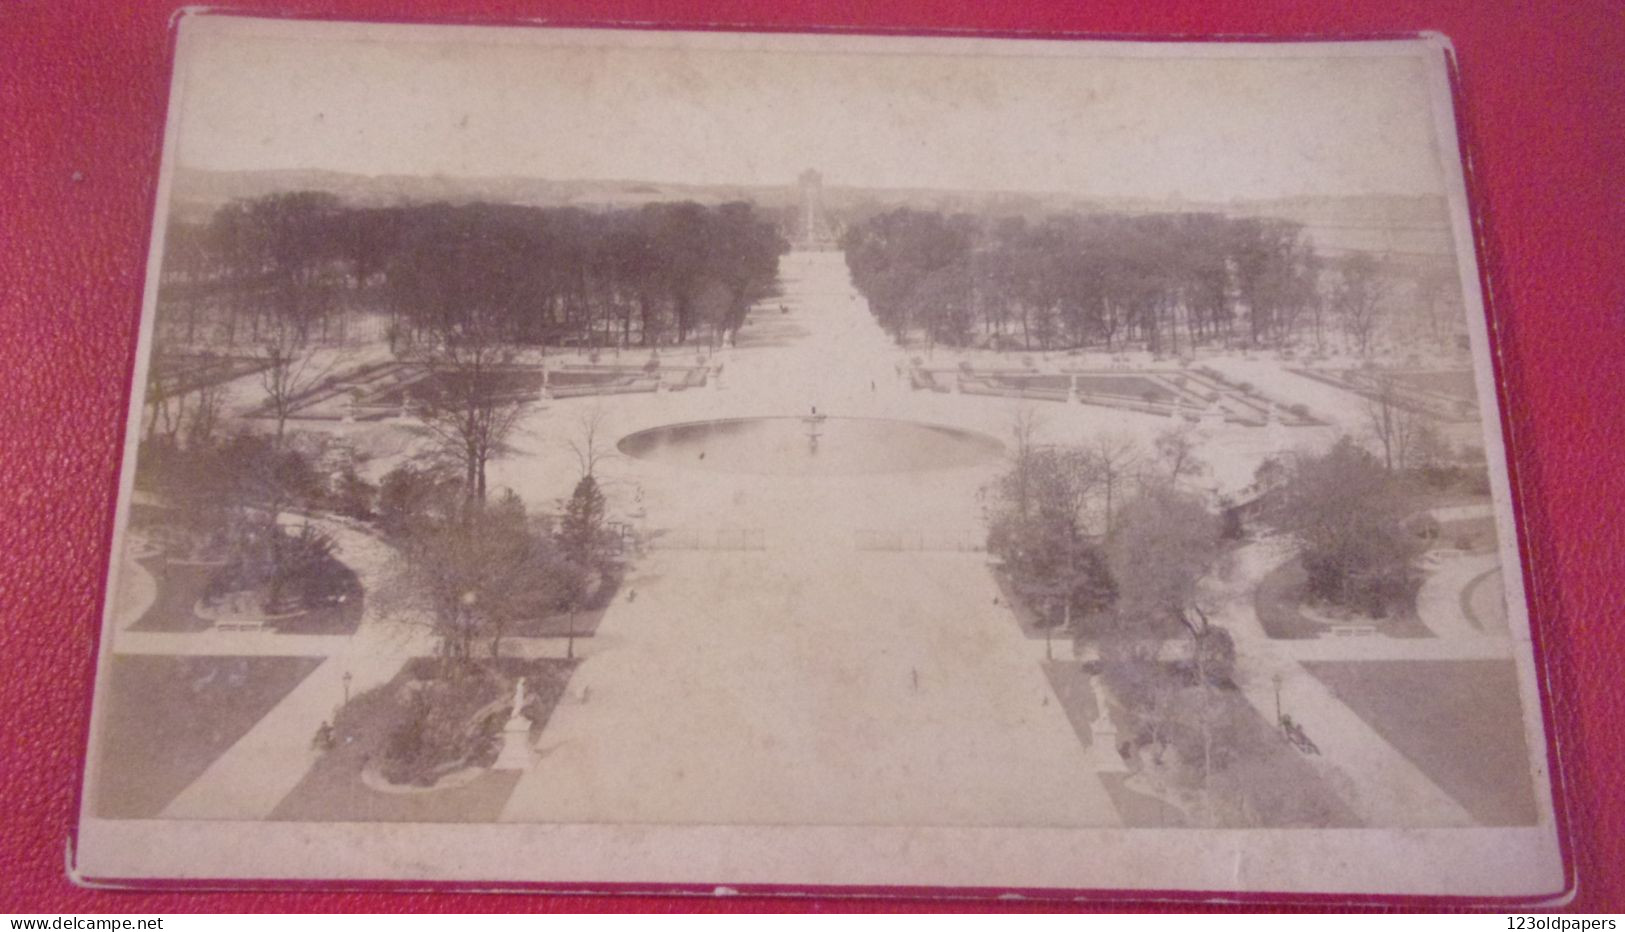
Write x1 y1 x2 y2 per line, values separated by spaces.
172 17 1452 201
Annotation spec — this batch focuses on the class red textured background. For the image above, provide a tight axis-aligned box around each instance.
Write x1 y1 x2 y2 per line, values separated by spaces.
2 0 1621 914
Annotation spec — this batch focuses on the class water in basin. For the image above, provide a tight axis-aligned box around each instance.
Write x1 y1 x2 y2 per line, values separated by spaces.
618 417 1004 476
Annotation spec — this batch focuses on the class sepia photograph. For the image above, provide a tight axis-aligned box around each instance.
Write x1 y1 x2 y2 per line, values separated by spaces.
76 14 1563 897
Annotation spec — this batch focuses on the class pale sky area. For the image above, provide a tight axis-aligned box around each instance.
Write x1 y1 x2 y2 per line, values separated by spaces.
172 17 1451 201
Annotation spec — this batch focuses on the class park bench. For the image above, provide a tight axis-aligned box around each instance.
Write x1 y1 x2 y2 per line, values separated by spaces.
214 619 265 633
1330 624 1376 637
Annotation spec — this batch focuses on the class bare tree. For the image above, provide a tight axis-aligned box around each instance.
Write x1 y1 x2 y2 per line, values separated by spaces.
1151 423 1207 488
143 365 186 445
999 406 1047 521
1271 437 1422 614
186 374 226 448
404 316 531 505
1413 264 1459 346
566 405 614 480
1107 483 1220 635
1365 375 1422 472
986 441 1115 659
380 491 559 667
258 323 340 445
1333 253 1390 356
1088 433 1141 535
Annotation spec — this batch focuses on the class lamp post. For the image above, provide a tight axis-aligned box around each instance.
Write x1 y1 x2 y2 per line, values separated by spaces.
342 671 352 708
1272 672 1283 726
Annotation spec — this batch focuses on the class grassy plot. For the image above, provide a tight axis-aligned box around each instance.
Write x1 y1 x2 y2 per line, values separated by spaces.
128 559 218 633
94 655 325 817
1040 661 1188 827
1304 659 1539 826
1046 658 1359 828
1255 557 1431 639
270 656 575 822
510 569 624 639
1462 569 1509 634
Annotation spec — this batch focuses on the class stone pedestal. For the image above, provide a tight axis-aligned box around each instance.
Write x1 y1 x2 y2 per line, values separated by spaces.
493 678 533 771
1088 675 1128 773
494 714 533 770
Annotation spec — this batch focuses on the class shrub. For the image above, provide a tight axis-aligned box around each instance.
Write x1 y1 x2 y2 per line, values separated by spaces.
206 520 350 614
377 465 460 535
380 672 504 786
1220 506 1245 541
332 467 376 520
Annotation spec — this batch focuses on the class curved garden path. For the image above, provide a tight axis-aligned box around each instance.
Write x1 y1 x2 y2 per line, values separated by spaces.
154 517 432 819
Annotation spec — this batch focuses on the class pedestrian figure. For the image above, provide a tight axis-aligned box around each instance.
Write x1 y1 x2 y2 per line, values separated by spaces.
313 720 335 752
911 667 919 691
870 380 876 392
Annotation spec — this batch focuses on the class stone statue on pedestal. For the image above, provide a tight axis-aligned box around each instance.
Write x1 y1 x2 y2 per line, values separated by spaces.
494 677 534 771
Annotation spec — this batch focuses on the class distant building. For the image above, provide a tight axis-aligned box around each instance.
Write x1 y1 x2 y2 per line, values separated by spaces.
795 169 838 250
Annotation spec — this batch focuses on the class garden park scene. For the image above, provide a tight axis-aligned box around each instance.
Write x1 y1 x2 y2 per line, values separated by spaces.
88 168 1541 835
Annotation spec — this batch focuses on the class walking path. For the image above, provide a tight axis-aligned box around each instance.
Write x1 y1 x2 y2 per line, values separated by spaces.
1201 538 1494 826
1416 551 1505 639
501 548 1117 826
155 519 431 819
502 253 1119 827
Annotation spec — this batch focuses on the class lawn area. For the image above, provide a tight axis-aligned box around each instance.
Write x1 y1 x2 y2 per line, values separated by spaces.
1434 516 1500 553
1074 374 1179 404
1098 772 1188 827
991 566 1055 640
1390 370 1477 400
132 557 365 635
1304 659 1539 826
269 656 576 822
1045 659 1357 828
125 503 366 635
94 655 325 818
996 566 1180 643
511 569 624 639
989 374 1071 392
548 369 637 387
1254 559 1325 639
367 367 548 406
1201 685 1362 828
128 558 218 632
1255 557 1431 639
1041 661 1187 827
260 566 365 635
1462 569 1509 634
1041 660 1102 741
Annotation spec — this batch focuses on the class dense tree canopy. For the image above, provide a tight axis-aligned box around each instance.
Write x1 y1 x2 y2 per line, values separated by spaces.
842 208 1328 353
155 195 788 352
1272 438 1424 615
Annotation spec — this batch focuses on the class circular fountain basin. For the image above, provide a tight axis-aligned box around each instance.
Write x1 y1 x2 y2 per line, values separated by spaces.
618 416 1004 477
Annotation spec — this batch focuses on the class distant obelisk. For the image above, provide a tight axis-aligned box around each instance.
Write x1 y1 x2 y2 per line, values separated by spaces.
795 169 836 250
